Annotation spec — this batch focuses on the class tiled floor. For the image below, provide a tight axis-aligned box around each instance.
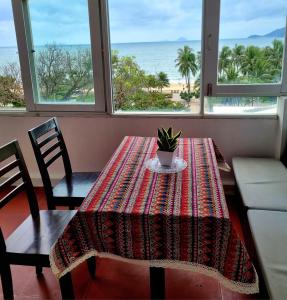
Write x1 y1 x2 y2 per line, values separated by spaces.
0 188 264 300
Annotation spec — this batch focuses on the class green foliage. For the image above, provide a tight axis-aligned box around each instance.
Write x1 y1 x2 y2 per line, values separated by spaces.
193 76 200 98
218 39 284 84
157 127 182 152
145 72 169 92
180 91 194 103
156 72 169 92
36 44 94 101
112 51 185 111
0 75 25 107
112 51 147 110
145 74 158 91
175 46 198 101
120 90 185 111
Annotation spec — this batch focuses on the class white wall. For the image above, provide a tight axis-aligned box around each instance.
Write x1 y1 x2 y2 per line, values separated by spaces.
0 115 278 185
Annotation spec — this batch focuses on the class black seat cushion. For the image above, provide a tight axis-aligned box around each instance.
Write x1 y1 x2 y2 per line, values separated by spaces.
6 210 76 259
53 171 100 200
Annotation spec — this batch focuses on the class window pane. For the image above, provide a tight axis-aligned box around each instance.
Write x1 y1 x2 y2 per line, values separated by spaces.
28 0 95 104
218 0 287 84
0 0 25 109
205 97 277 114
108 1 202 113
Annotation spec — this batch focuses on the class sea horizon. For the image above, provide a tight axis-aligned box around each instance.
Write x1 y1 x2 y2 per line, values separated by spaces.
1 35 284 48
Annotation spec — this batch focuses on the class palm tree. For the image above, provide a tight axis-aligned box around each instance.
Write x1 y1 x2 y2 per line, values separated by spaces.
232 44 245 73
268 39 284 80
224 64 239 83
156 72 169 92
193 76 200 99
241 46 272 82
175 46 198 98
218 46 232 79
145 74 157 92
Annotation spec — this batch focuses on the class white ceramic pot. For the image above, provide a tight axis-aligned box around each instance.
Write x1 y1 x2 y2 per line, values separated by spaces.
157 150 175 167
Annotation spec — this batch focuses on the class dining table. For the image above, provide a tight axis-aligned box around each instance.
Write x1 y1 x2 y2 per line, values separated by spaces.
50 136 259 299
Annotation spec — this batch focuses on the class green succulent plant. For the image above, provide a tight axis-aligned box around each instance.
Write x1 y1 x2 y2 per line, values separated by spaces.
157 127 182 152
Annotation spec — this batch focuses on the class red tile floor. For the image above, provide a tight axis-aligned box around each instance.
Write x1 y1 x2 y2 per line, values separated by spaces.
0 188 264 300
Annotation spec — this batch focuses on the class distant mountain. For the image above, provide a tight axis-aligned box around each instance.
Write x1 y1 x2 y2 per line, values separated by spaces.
176 37 188 42
248 27 285 39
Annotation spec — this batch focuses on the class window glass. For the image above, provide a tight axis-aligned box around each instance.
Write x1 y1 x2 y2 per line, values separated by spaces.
28 0 95 104
108 0 202 113
218 0 287 84
0 0 25 109
205 97 277 114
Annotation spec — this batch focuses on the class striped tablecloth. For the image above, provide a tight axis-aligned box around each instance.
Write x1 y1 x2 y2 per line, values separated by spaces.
50 136 258 294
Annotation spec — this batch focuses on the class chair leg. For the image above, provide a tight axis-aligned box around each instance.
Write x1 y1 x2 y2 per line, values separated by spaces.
1 262 14 300
36 266 43 277
59 272 74 300
87 256 96 279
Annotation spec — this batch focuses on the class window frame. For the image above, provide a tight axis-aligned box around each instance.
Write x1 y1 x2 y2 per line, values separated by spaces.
9 0 287 116
12 0 106 112
203 0 287 99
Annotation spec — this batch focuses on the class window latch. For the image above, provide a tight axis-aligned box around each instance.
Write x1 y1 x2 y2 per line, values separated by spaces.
207 83 212 96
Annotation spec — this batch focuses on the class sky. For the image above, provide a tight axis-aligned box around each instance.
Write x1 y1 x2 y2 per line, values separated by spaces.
0 0 286 46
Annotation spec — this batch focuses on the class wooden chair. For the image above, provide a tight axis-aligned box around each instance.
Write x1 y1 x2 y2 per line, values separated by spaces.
0 140 82 299
28 117 100 210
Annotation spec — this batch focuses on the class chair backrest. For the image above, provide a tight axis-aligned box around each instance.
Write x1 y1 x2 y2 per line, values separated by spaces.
0 140 39 216
28 118 72 204
0 140 39 252
0 140 39 276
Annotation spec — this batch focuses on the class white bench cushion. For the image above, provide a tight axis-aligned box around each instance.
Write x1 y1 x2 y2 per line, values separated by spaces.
248 210 287 300
238 181 287 211
232 157 287 211
233 157 287 183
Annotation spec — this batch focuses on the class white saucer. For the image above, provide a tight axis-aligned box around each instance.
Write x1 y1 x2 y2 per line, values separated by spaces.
145 157 187 173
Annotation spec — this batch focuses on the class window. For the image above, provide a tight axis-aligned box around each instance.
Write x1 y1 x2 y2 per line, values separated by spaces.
6 0 287 115
203 0 287 110
217 0 287 85
108 0 202 113
0 0 25 109
28 0 95 105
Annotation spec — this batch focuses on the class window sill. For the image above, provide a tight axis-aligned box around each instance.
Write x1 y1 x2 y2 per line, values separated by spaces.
0 109 278 120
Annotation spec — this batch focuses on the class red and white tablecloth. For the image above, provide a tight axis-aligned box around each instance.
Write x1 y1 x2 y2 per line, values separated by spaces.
50 136 258 294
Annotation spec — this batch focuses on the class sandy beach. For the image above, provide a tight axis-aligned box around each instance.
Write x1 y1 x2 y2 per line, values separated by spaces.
161 81 195 94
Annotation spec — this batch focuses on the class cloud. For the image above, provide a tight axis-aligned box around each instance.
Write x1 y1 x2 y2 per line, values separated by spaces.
0 0 13 22
109 0 202 43
28 0 91 45
0 20 17 47
0 0 286 47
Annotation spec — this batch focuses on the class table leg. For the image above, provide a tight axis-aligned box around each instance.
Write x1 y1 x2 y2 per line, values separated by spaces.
87 256 96 278
150 267 165 300
59 272 74 300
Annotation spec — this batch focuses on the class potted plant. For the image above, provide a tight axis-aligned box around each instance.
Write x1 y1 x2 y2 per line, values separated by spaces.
157 127 182 167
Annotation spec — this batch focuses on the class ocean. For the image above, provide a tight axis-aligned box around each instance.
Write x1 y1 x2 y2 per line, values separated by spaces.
0 37 283 82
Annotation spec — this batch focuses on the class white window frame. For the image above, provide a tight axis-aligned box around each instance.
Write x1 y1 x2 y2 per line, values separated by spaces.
12 0 106 112
203 0 287 98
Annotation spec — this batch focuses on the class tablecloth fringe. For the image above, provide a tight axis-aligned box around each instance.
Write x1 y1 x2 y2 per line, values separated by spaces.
50 250 259 294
